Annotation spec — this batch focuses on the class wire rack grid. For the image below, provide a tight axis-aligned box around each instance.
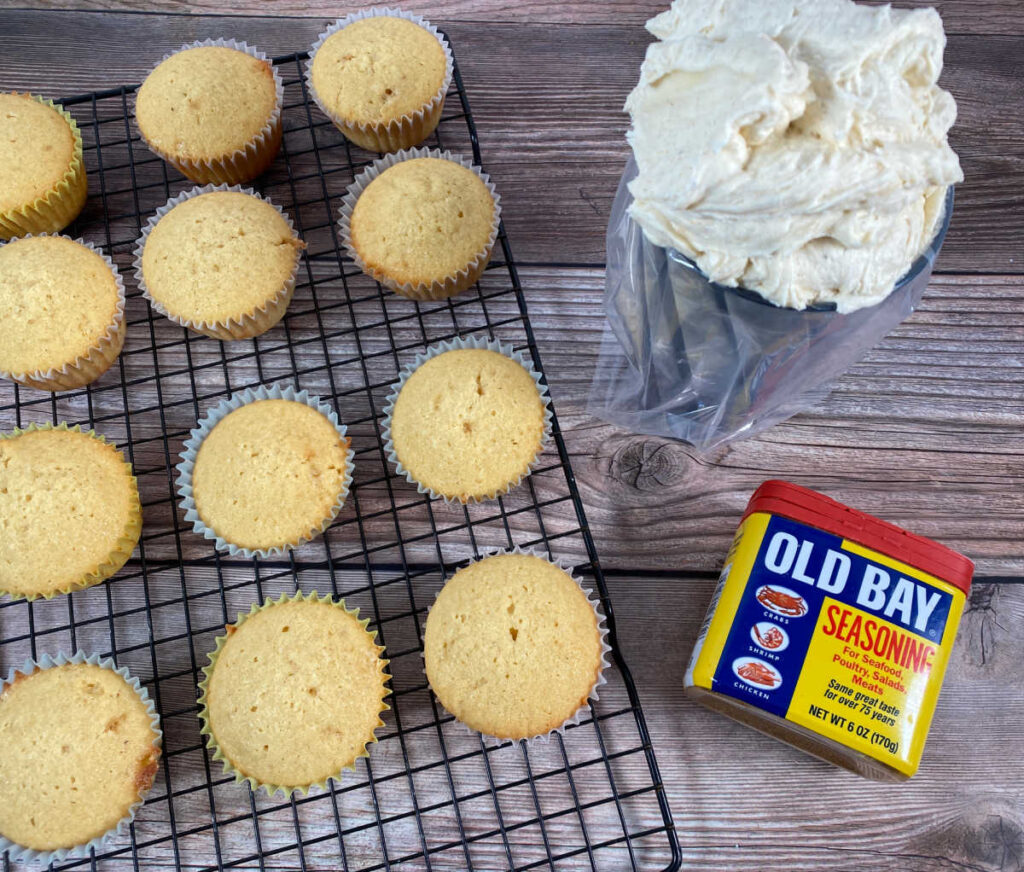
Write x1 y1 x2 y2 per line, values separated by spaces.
0 40 679 872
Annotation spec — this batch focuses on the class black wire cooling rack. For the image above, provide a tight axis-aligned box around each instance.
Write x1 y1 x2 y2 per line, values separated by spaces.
0 40 680 872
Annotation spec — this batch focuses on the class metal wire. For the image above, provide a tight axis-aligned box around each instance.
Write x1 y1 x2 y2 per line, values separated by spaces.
0 42 680 872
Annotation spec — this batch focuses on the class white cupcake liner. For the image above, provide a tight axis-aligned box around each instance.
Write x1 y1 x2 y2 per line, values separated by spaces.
132 184 303 340
0 651 162 864
306 7 454 153
422 546 612 745
197 590 391 797
338 147 502 300
0 234 126 392
175 383 356 559
136 39 284 185
381 335 552 503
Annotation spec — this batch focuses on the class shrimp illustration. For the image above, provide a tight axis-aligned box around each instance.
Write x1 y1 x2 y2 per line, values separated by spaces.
753 624 785 650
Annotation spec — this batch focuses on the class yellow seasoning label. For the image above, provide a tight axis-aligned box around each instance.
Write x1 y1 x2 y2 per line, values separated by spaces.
687 512 966 777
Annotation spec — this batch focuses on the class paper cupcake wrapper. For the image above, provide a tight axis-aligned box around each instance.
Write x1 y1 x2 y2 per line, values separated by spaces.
381 335 552 503
136 39 284 185
306 8 454 153
423 546 612 745
0 94 87 240
0 234 125 392
133 184 304 340
0 423 141 602
0 651 162 863
175 383 355 559
338 147 502 300
197 590 390 797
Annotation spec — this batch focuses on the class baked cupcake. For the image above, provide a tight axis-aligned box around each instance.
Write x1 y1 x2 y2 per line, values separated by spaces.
383 337 550 503
423 551 609 741
134 186 304 340
0 653 161 863
135 40 283 184
0 234 125 391
307 9 452 153
176 384 354 557
198 592 390 795
340 148 500 300
0 93 87 240
0 424 142 601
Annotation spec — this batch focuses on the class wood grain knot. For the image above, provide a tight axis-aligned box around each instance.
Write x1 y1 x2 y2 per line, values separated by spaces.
962 583 1002 667
611 440 681 491
926 811 1024 872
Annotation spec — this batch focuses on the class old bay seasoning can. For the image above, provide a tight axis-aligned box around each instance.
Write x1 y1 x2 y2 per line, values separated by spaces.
685 481 974 781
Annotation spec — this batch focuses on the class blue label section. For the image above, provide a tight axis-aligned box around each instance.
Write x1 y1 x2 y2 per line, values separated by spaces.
710 515 952 718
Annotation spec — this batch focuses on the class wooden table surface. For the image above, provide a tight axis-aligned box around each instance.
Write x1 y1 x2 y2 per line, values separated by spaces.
1 2 1022 870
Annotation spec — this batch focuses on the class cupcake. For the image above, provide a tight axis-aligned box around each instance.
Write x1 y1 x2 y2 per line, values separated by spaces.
339 148 500 300
0 235 125 392
307 9 453 153
198 592 390 795
0 93 87 240
423 551 609 741
134 186 304 340
0 424 142 602
176 384 354 558
383 336 550 503
135 40 283 184
0 653 161 863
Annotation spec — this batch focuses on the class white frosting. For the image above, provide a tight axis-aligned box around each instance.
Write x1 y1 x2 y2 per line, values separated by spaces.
625 0 963 312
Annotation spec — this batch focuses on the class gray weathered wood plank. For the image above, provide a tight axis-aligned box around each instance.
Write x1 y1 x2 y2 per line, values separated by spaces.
516 267 1024 578
0 6 1022 871
1 570 1018 870
0 11 1020 273
0 0 1019 35
2 267 1020 577
608 573 1024 872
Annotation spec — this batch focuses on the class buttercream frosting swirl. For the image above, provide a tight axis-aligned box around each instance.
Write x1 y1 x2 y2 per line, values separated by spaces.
626 0 962 311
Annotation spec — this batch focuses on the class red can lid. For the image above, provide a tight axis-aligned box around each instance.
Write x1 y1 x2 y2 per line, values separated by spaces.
741 480 974 596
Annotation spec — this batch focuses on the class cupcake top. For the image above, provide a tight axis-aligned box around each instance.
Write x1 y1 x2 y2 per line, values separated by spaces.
0 235 120 380
389 347 546 502
0 662 160 853
191 398 351 552
0 93 79 216
350 157 495 288
139 189 303 326
136 45 278 165
0 427 140 600
201 596 389 791
423 552 605 740
310 16 447 127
